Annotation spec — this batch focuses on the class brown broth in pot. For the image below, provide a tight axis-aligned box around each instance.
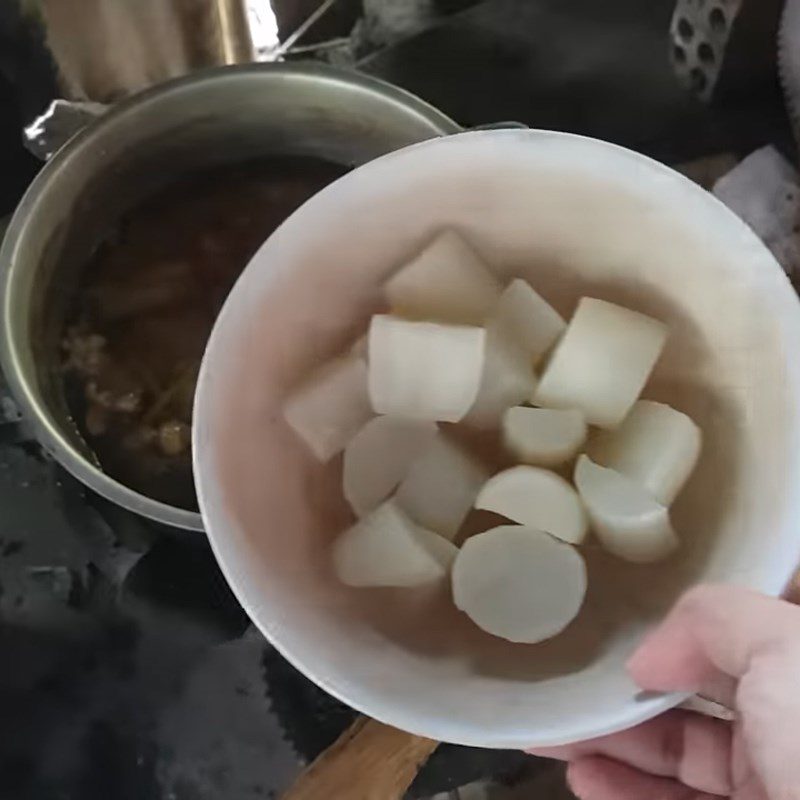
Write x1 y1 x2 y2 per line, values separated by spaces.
62 156 347 511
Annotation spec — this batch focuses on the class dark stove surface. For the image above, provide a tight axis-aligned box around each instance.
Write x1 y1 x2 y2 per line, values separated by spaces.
0 1 791 798
0 374 293 800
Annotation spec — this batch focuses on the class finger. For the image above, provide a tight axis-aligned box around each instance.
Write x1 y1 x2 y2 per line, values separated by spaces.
689 674 737 709
626 607 732 701
566 756 721 800
627 584 800 693
530 710 731 795
627 584 800 800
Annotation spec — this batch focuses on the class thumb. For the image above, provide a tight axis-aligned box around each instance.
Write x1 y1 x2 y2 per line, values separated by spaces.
627 584 800 696
628 584 800 800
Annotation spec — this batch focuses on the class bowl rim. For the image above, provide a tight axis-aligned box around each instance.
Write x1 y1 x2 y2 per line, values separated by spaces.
0 62 459 533
194 127 800 746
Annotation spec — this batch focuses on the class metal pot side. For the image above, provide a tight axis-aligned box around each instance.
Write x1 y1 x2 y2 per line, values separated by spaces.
0 62 458 531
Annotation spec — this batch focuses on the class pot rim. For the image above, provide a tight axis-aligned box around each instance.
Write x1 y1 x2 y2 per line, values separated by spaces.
0 62 459 532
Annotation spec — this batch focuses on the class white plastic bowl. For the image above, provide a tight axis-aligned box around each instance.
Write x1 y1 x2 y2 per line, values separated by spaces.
193 130 800 749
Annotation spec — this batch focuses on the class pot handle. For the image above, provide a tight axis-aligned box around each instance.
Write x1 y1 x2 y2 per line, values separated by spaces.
280 717 438 800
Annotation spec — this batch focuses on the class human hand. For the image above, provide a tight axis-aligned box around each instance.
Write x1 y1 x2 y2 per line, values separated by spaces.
530 585 800 799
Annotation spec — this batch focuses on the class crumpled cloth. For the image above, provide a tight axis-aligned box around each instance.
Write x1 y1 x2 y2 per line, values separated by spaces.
713 145 800 282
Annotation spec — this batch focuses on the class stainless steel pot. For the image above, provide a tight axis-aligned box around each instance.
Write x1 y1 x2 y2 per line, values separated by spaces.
0 62 458 531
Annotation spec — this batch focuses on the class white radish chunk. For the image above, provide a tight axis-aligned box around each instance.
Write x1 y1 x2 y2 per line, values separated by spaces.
396 434 489 540
333 501 457 588
464 281 562 429
502 406 587 466
463 328 536 429
452 525 587 643
368 315 485 422
574 455 678 564
587 400 702 505
492 279 566 364
422 529 461 566
386 230 501 324
343 416 438 516
283 354 372 461
474 465 588 544
533 298 668 429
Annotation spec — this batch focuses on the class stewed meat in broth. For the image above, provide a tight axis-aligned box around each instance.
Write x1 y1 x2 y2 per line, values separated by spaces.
62 156 347 510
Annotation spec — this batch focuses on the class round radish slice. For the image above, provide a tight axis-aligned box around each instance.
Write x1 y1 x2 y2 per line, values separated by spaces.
502 406 586 466
385 230 501 324
474 465 588 544
343 416 438 516
333 501 457 588
492 279 566 365
574 455 678 563
452 525 586 643
533 298 668 429
587 400 701 505
368 315 485 423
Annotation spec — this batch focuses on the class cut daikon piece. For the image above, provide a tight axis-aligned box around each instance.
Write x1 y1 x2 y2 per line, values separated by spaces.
368 315 485 422
474 465 588 544
533 298 668 429
283 354 372 461
587 400 701 505
502 406 587 466
343 416 438 516
395 434 489 540
574 455 678 564
386 230 501 324
463 328 536 429
452 525 587 643
333 501 457 588
492 279 566 364
422 528 461 566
